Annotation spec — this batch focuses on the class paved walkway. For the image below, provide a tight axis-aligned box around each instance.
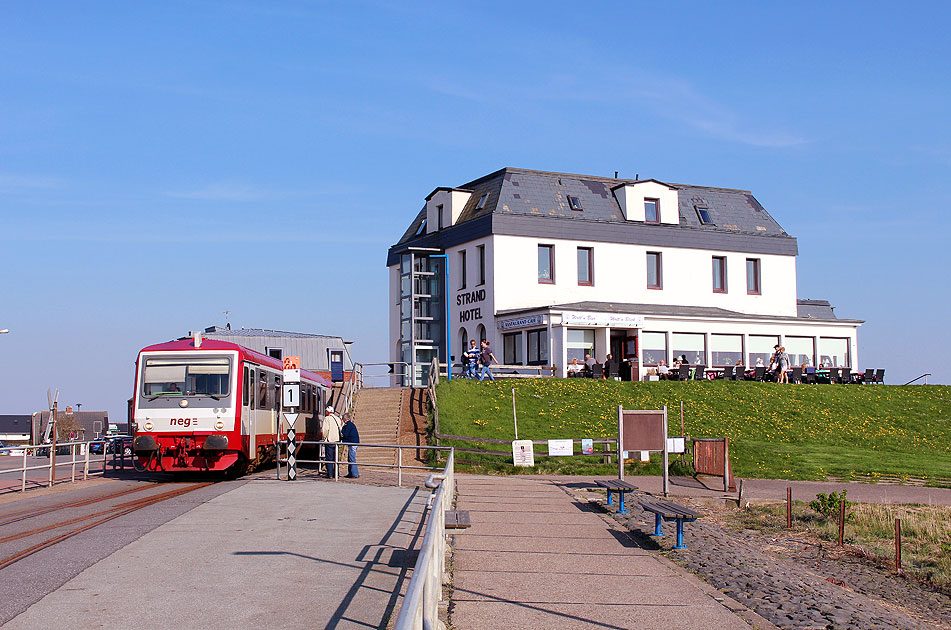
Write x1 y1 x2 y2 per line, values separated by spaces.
450 475 771 630
3 479 429 630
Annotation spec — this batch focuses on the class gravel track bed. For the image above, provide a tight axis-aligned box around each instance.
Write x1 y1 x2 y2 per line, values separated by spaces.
599 494 951 629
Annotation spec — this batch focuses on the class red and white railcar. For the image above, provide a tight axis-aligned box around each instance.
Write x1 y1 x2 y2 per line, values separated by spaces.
131 335 331 474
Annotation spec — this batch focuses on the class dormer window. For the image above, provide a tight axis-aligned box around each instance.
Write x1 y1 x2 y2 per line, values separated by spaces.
476 194 488 210
568 196 583 211
644 199 659 223
695 205 713 225
437 204 444 230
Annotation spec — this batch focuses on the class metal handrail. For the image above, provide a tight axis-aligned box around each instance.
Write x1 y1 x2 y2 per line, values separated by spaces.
278 440 452 487
337 361 411 415
0 440 110 492
394 449 454 630
903 373 931 385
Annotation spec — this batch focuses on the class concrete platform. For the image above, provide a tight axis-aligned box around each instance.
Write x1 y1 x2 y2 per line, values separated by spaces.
3 479 429 630
450 475 767 630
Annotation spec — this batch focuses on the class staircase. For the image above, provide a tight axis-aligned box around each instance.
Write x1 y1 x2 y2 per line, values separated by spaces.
351 387 407 466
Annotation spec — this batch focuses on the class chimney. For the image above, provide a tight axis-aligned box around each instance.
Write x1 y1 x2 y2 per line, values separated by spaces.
191 331 203 348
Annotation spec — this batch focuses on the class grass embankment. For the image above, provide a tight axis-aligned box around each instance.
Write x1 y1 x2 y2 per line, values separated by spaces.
732 501 951 593
434 379 951 481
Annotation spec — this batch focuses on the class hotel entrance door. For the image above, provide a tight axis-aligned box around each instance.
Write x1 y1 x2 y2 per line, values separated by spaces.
611 330 639 381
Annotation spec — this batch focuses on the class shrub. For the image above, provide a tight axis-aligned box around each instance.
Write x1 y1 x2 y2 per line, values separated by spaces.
810 489 853 520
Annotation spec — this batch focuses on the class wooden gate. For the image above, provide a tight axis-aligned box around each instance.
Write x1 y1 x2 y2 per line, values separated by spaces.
693 438 736 491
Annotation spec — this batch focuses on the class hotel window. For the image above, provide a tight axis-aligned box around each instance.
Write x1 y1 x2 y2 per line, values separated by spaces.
477 324 486 343
785 336 815 368
566 329 595 363
477 245 486 285
644 198 659 223
527 329 549 365
746 258 761 295
819 337 850 368
712 256 727 293
459 249 467 290
641 332 667 366
710 334 743 366
695 205 713 225
647 252 662 289
503 331 523 365
460 328 469 358
748 335 779 367
577 247 593 285
568 196 583 210
672 333 706 366
538 244 554 283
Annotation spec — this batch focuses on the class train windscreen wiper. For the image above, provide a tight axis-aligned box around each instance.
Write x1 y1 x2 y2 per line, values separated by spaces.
192 392 223 400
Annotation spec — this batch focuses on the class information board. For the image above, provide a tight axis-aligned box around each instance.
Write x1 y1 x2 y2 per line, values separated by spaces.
547 439 573 456
512 440 535 467
620 410 666 452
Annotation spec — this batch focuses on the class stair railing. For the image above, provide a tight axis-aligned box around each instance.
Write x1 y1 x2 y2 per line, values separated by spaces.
902 373 931 385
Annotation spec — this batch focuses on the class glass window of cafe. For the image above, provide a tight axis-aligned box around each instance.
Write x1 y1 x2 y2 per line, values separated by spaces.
527 329 549 365
710 334 742 366
785 336 814 367
503 331 523 365
566 328 594 363
748 335 779 366
819 337 850 367
640 331 667 366
671 333 705 365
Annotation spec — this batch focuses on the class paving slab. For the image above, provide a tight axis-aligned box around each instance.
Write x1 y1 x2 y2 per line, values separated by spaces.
450 474 763 630
3 479 429 630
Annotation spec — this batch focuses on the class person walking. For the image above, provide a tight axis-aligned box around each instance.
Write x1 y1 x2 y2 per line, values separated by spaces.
478 340 499 382
321 405 342 478
464 339 480 379
341 412 360 478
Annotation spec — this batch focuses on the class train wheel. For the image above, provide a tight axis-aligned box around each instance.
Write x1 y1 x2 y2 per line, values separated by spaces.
225 457 249 479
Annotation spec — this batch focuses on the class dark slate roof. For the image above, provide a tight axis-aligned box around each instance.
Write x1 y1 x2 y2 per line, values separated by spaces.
496 300 863 324
390 168 795 260
796 299 836 319
0 415 31 434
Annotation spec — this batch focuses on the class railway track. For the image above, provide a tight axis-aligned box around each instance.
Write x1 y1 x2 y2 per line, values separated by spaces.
0 483 212 570
0 485 154 527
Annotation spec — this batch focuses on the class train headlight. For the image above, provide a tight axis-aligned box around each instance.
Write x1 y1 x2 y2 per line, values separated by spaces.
144 422 153 431
215 421 225 430
179 399 189 408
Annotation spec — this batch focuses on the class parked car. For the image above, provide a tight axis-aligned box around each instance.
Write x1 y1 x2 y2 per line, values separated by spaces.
91 435 134 456
37 442 73 457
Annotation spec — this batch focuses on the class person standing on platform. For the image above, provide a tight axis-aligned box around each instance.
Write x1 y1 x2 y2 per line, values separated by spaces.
478 340 498 382
341 412 360 478
464 339 480 379
321 406 342 478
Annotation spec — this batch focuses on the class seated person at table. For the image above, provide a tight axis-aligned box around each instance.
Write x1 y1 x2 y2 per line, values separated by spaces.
567 358 584 377
584 353 597 377
656 360 671 379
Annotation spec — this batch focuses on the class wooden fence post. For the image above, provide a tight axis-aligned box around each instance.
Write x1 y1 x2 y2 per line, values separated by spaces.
786 487 792 528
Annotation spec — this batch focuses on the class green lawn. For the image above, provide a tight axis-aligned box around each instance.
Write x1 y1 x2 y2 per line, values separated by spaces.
434 378 951 481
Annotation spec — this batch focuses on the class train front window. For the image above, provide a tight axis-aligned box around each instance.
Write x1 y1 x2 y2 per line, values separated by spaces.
142 357 231 398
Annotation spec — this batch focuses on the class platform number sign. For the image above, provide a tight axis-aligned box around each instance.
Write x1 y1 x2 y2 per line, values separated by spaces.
282 384 300 407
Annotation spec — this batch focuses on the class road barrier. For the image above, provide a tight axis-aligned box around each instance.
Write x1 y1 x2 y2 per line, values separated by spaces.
0 440 111 492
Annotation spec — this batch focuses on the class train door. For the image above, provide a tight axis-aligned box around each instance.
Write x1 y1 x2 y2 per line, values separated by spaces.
243 365 254 439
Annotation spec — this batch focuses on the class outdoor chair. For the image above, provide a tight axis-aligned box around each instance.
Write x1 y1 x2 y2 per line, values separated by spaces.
839 370 852 384
721 365 735 380
677 365 690 381
753 366 766 381
803 371 817 384
789 366 802 383
873 369 885 384
693 365 707 380
590 364 603 379
827 367 840 384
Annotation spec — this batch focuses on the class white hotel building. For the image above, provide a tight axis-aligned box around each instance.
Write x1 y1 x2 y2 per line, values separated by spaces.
387 168 862 386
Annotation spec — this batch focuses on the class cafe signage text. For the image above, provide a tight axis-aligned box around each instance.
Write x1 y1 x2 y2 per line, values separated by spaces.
498 314 546 330
561 312 645 328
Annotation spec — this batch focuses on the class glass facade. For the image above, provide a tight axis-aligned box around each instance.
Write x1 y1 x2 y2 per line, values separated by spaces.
672 333 705 365
399 252 447 386
748 335 779 367
820 337 850 367
640 331 667 366
566 328 595 362
785 336 814 367
710 334 742 366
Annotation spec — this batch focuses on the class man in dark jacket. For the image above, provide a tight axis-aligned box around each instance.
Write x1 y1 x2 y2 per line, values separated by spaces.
341 413 360 478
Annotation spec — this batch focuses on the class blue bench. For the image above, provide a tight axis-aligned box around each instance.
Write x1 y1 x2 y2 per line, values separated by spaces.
595 479 638 514
639 499 702 550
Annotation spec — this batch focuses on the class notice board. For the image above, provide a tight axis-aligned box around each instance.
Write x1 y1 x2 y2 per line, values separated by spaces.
619 409 666 452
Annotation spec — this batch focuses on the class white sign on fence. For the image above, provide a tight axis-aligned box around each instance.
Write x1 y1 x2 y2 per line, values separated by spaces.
666 437 686 454
547 439 573 456
640 450 650 462
512 440 535 467
581 438 594 455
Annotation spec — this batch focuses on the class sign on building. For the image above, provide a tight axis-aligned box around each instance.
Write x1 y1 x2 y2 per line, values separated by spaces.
562 312 645 328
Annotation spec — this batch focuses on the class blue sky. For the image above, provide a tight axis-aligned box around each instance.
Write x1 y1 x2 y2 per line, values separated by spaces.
2 1 949 421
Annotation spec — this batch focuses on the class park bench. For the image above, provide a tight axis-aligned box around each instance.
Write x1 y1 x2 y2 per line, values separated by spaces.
444 510 471 529
595 479 638 514
639 499 702 550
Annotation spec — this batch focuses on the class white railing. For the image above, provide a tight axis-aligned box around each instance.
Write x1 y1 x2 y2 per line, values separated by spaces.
337 362 411 415
394 449 454 630
278 441 450 488
0 440 110 492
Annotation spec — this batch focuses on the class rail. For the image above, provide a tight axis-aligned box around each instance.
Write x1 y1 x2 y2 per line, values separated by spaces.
902 373 931 386
278 440 452 487
0 440 110 492
438 362 556 378
338 362 411 414
394 449 454 630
